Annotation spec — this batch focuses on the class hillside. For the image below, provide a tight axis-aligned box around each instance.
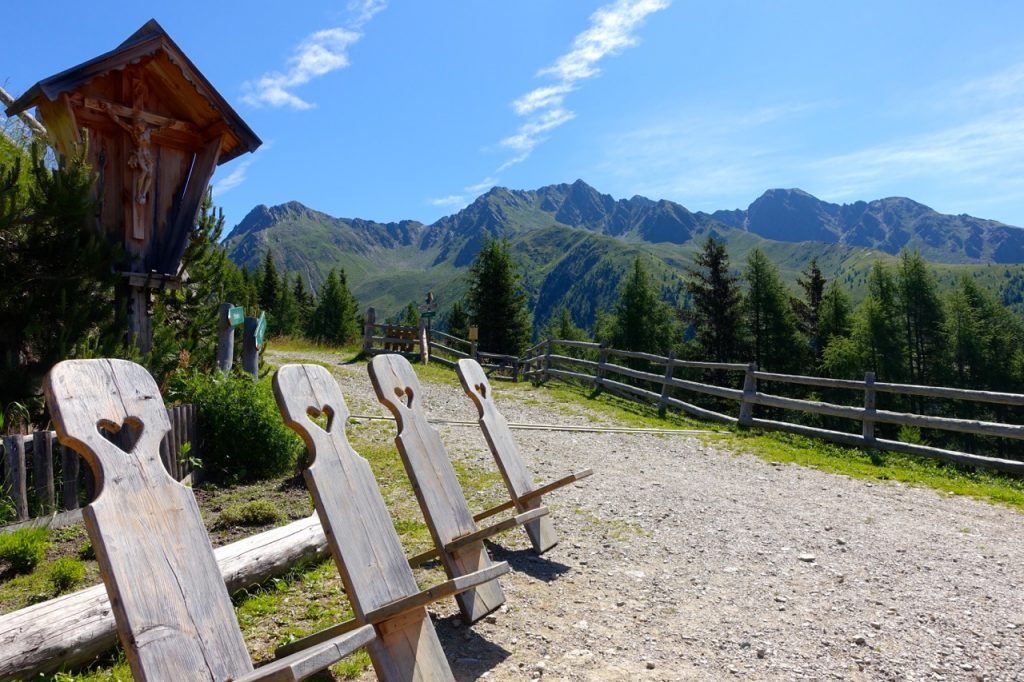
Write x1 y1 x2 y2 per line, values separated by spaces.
223 181 1024 328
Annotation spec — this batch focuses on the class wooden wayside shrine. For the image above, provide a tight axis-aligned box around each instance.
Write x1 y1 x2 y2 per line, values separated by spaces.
5 20 261 353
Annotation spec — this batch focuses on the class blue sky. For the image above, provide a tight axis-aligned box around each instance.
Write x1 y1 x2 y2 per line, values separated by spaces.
5 1 1024 230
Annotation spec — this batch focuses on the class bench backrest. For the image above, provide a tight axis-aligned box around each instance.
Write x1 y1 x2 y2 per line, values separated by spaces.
44 359 252 682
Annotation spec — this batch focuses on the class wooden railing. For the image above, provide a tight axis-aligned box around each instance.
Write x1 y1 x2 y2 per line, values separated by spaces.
427 329 520 381
1 404 198 528
522 339 1024 475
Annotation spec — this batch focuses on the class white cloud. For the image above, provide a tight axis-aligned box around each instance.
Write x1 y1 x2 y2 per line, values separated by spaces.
496 0 670 168
429 194 466 208
813 108 1024 200
211 144 271 197
464 177 498 194
242 3 387 110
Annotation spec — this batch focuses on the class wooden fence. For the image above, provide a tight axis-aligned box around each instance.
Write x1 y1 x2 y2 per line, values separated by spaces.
362 307 421 358
521 339 1024 475
427 329 520 380
1 404 198 528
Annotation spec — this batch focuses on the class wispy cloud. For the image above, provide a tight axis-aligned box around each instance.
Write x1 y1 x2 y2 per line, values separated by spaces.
813 108 1024 201
498 0 670 168
464 177 498 194
212 144 271 197
242 2 387 110
428 194 466 208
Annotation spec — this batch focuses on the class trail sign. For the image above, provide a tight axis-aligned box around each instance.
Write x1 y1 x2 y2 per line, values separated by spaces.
254 312 267 349
226 306 245 327
421 311 436 319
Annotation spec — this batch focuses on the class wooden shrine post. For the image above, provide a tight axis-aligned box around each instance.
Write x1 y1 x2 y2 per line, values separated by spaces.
5 20 261 354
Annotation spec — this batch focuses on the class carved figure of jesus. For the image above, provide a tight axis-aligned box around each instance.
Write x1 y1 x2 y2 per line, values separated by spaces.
103 103 164 205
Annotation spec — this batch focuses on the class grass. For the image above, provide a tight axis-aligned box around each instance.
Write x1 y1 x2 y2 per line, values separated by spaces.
530 376 1024 511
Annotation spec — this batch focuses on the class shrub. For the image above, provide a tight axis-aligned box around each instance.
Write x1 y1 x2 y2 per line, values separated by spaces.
168 373 304 485
0 527 48 574
48 557 85 594
217 500 285 528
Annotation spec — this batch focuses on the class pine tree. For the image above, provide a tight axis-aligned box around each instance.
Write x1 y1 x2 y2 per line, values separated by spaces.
742 249 804 372
293 274 315 333
945 276 1024 390
307 269 359 345
897 251 946 384
274 271 301 337
258 250 279 319
685 237 742 363
793 258 827 364
401 302 420 327
446 300 469 339
543 307 587 343
0 143 124 413
818 281 852 345
851 262 904 381
612 257 674 354
465 239 532 355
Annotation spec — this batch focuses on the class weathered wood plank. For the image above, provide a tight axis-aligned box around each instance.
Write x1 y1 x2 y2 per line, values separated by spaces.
44 359 367 682
32 431 55 515
3 436 28 521
369 354 506 624
273 364 457 681
0 515 332 681
61 444 80 511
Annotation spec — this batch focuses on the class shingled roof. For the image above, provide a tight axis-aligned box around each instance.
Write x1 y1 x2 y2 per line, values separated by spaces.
5 19 260 163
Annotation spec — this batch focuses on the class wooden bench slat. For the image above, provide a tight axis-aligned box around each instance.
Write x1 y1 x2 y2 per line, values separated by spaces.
368 354 506 624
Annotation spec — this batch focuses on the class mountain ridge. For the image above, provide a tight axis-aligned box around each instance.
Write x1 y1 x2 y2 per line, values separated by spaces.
222 181 1024 328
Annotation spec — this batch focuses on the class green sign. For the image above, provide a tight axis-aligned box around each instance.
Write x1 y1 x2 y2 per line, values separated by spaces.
255 312 267 349
421 311 436 319
226 306 245 327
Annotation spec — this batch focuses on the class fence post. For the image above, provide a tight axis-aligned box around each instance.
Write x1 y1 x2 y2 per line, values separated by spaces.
863 371 876 446
33 431 55 515
738 362 757 427
595 341 609 391
217 302 234 375
419 317 429 364
62 445 80 511
363 307 376 355
3 435 28 521
658 352 676 418
242 316 259 380
544 338 554 382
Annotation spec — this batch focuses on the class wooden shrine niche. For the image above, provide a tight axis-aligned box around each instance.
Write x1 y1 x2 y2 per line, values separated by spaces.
5 19 261 353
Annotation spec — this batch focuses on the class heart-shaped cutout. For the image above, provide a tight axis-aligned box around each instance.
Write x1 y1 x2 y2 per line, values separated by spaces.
307 405 335 433
392 385 414 409
97 418 143 453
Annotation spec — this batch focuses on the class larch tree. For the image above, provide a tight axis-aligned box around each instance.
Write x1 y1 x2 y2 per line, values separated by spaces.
742 248 804 372
897 251 946 384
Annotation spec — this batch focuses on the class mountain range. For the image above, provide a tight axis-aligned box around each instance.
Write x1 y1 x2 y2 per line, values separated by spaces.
223 180 1024 329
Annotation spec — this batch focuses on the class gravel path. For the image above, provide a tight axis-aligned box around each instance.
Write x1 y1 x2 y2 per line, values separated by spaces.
273 352 1024 681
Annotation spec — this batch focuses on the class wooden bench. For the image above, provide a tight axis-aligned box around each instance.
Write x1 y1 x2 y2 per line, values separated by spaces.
43 359 375 682
368 354 549 624
456 358 594 553
272 364 509 679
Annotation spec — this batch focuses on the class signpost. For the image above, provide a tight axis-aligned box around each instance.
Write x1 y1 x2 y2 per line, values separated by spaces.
254 312 267 350
418 292 438 364
226 306 245 327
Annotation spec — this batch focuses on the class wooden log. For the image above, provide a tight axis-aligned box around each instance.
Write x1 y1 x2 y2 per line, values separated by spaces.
61 445 80 511
662 395 737 424
594 341 609 389
663 358 749 372
552 339 602 350
0 515 329 682
3 436 28 521
605 347 667 363
546 368 599 383
362 307 376 354
752 392 1024 440
32 432 55 515
546 354 600 370
754 370 866 391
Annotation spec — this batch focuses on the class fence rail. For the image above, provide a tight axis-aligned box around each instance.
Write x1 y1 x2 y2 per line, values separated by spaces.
1 404 198 528
524 338 1024 475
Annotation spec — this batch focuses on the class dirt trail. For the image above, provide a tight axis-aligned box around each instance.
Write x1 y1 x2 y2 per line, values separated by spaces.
273 352 1024 681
